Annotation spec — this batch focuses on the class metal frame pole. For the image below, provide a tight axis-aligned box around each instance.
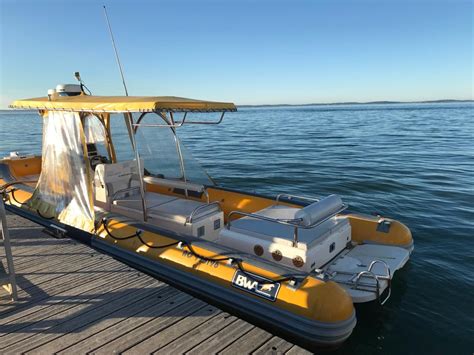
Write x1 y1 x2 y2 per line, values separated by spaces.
0 198 18 301
124 113 148 222
168 112 188 198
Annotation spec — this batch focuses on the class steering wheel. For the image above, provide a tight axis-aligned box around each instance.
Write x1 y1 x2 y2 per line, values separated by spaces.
90 155 109 170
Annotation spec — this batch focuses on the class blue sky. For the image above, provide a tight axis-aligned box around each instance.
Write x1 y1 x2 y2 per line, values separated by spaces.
0 0 472 107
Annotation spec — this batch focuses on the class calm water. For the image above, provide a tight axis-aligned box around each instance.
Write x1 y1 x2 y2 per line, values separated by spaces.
1 103 473 354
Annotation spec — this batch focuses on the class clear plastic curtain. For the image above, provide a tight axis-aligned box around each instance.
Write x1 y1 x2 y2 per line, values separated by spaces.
28 111 94 231
83 114 106 144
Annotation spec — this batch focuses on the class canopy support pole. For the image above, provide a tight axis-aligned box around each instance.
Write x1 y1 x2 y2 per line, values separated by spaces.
124 113 148 222
168 113 188 198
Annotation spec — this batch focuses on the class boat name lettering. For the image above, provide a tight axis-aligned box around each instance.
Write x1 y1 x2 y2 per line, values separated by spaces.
182 250 219 268
231 270 280 301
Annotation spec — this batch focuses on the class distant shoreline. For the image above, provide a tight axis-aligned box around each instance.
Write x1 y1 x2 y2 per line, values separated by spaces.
238 99 474 108
0 99 472 112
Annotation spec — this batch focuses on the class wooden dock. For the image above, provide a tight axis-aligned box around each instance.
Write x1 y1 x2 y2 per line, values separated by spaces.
0 212 311 354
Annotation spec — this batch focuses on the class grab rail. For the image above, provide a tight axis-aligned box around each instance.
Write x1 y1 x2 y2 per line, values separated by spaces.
143 176 209 203
185 201 221 225
275 193 320 205
110 186 141 201
368 260 392 305
352 260 392 305
132 112 226 128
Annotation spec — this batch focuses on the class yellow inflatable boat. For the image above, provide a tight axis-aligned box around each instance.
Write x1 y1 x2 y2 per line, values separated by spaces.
1 83 413 348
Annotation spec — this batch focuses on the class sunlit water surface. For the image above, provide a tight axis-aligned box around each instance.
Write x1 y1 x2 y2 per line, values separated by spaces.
1 102 473 354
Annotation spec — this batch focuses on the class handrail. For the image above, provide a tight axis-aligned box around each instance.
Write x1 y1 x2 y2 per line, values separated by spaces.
110 186 141 201
353 263 392 305
132 112 226 128
275 193 320 205
368 260 391 280
174 111 226 125
143 176 209 203
368 260 392 305
354 271 380 300
185 201 221 225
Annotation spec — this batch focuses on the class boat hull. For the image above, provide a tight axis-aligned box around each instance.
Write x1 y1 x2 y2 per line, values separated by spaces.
0 156 414 349
4 203 356 349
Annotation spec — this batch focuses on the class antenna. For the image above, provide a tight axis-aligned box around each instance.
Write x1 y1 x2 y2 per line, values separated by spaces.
74 71 92 95
103 5 129 96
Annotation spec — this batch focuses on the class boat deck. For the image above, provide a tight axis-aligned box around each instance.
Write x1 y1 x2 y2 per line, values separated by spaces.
0 212 311 354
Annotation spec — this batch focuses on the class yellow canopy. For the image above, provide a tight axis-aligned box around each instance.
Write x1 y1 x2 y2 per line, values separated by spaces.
10 95 237 113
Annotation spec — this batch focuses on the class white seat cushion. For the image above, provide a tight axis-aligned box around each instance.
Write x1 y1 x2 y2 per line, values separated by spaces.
148 198 220 224
113 192 177 210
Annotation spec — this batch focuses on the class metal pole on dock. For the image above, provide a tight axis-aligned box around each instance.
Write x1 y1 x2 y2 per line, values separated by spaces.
0 198 18 301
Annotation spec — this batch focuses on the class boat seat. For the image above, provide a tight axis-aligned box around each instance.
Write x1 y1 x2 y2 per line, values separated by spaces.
226 205 348 250
148 198 221 225
112 192 178 210
93 160 143 208
94 161 224 241
218 195 351 272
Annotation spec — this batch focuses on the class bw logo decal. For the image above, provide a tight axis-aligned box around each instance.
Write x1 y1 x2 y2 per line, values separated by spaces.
232 270 280 301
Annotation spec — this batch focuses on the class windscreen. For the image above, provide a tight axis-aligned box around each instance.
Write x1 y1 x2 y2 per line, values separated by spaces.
134 113 214 185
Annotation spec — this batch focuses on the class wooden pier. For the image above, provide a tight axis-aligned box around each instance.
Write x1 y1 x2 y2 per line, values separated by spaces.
0 212 311 354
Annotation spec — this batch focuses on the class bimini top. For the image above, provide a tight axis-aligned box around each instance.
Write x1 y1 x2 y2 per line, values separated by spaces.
9 95 237 113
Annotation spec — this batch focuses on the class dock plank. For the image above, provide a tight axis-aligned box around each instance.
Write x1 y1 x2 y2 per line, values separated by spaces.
219 327 273 354
124 306 223 354
90 298 209 354
285 345 314 355
151 311 237 354
1 276 154 352
60 291 195 354
252 336 295 354
0 255 123 317
28 285 180 354
186 319 255 354
0 268 128 332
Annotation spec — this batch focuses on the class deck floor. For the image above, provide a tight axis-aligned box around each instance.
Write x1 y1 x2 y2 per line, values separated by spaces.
0 212 311 354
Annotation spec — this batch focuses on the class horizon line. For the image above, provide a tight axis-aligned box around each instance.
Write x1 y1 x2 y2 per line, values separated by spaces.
0 98 472 111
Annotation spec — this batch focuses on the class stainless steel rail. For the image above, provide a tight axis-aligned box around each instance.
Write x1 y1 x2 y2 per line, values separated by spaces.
275 193 320 205
185 201 221 225
132 112 226 128
327 259 392 305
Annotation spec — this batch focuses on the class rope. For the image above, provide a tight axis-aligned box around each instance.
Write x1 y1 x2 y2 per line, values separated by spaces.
9 188 55 220
234 259 297 285
101 218 179 249
100 218 298 286
9 189 24 206
180 241 232 262
0 180 38 193
36 209 55 220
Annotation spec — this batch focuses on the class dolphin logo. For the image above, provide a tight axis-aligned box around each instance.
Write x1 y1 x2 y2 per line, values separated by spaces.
259 283 275 292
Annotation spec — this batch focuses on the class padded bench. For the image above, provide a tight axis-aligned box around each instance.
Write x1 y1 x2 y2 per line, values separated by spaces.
217 195 351 272
94 161 223 241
